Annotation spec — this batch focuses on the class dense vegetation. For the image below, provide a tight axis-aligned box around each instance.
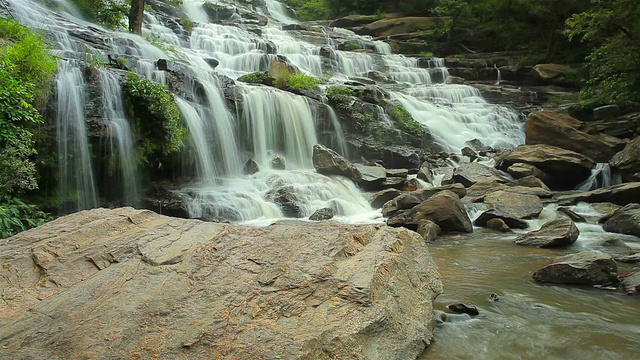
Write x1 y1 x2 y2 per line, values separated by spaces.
0 18 56 237
69 0 130 29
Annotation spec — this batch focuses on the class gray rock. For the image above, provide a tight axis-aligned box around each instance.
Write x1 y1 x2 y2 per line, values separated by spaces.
506 163 551 184
515 219 579 248
0 208 442 360
533 251 619 286
508 175 550 190
447 303 479 316
382 184 466 217
621 272 640 295
486 218 511 232
417 220 441 242
380 176 407 190
461 146 478 162
386 168 409 178
355 163 387 188
557 207 586 222
370 188 402 209
388 190 473 233
452 163 510 187
243 158 260 175
271 155 286 170
417 165 433 183
615 253 640 263
157 58 168 71
465 180 553 202
603 204 640 236
557 183 640 206
474 209 529 229
484 190 543 219
313 144 362 182
309 207 334 221
266 186 302 218
610 137 640 181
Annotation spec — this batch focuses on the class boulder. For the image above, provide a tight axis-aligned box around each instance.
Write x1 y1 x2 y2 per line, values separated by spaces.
602 204 640 236
525 111 623 162
355 163 387 189
447 304 479 316
266 186 302 218
557 207 586 222
496 144 595 190
451 163 510 187
382 184 467 217
380 176 407 190
615 253 640 263
329 14 382 28
621 272 640 295
506 163 551 184
484 190 543 219
465 180 553 202
532 251 619 286
417 165 433 183
142 185 189 219
0 208 442 360
515 219 579 248
388 191 473 233
271 155 286 170
417 220 441 242
461 146 478 162
508 175 550 190
386 168 409 178
557 182 640 206
593 105 620 120
243 158 260 175
313 144 362 182
474 209 528 230
370 188 401 209
486 218 511 232
531 64 569 82
309 207 334 221
610 137 640 180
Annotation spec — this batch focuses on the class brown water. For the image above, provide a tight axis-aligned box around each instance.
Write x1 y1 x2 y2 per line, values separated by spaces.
421 225 640 360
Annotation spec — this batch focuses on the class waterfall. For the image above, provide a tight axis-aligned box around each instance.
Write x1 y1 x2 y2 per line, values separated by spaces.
176 98 219 184
494 64 501 85
99 69 140 205
576 163 622 191
264 0 296 24
56 61 98 212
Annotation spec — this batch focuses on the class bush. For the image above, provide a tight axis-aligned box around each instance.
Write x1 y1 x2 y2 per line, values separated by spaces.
284 72 321 90
0 198 51 239
326 86 355 104
238 71 270 85
122 73 186 165
69 0 129 29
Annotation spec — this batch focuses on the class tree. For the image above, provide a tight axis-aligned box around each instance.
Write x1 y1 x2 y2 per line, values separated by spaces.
129 0 145 34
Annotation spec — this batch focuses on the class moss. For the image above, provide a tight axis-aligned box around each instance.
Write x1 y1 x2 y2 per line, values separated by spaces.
122 73 186 165
386 103 424 138
238 71 270 85
180 18 194 34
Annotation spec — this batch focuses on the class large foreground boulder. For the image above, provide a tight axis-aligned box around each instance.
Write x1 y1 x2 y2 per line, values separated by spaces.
0 208 442 360
313 144 362 182
496 144 595 189
533 251 619 286
602 204 640 236
515 219 579 248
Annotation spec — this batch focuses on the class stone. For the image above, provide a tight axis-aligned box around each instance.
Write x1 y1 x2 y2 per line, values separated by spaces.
403 178 421 191
355 163 387 189
0 208 442 360
474 209 528 230
496 144 595 190
508 175 550 190
451 163 510 188
204 57 219 69
484 190 543 219
417 165 433 183
142 185 189 219
533 251 619 286
309 207 334 221
486 218 511 232
461 146 478 162
525 111 623 162
515 219 579 248
157 58 168 71
382 184 467 217
593 104 620 120
388 190 473 233
506 163 551 184
557 183 640 206
532 63 569 81
243 158 260 175
386 168 409 178
266 186 302 218
621 272 640 295
610 137 640 181
312 144 362 182
271 154 286 170
380 177 406 190
447 304 479 316
465 180 553 202
615 253 640 263
557 207 586 222
417 220 441 242
329 14 382 28
602 204 640 237
370 188 401 209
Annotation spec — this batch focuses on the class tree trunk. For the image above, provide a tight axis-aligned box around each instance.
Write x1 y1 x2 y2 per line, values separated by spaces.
129 0 145 35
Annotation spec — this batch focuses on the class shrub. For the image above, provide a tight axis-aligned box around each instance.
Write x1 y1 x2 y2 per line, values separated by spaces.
238 71 270 85
284 72 321 90
69 0 129 29
326 86 355 104
0 198 51 239
122 73 186 165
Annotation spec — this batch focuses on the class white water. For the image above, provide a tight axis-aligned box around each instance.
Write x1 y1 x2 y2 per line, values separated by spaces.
576 163 622 191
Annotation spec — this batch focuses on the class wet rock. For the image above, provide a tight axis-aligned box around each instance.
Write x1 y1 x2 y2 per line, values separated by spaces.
379 176 406 190
157 58 168 71
270 155 286 170
533 251 619 286
403 178 421 191
204 57 219 69
484 190 543 219
447 303 479 316
451 163 510 188
525 111 624 163
266 186 302 218
355 163 387 189
486 218 511 232
610 137 640 181
417 220 441 242
496 144 595 190
434 310 472 324
602 204 640 237
508 175 550 190
461 146 478 162
382 184 467 217
506 163 551 184
417 164 433 183
243 158 260 175
312 144 362 182
615 253 640 263
0 208 442 360
474 209 529 230
556 183 640 206
309 207 334 221
386 168 409 178
515 219 579 248
388 190 473 233
557 207 586 222
142 186 189 219
593 105 620 120
370 188 401 209
621 272 640 295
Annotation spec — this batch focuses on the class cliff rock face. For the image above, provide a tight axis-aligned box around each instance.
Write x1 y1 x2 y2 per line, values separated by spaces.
0 208 442 360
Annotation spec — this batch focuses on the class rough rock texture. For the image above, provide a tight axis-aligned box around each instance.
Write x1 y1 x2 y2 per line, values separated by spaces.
388 191 472 233
484 190 543 219
532 64 569 81
313 144 362 182
451 163 510 187
533 251 619 286
621 272 640 295
474 209 528 230
508 175 550 190
602 204 640 236
370 188 402 209
526 111 624 162
0 208 443 360
355 163 387 189
266 185 303 218
271 155 286 170
496 144 595 190
557 182 640 206
382 184 466 217
486 218 511 232
465 180 553 202
243 158 260 175
417 220 441 242
506 162 552 185
309 207 334 221
515 219 580 248
610 137 640 181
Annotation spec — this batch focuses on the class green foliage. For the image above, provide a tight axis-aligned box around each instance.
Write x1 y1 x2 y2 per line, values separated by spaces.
180 18 194 34
69 0 129 29
387 103 424 137
122 73 186 164
82 49 108 68
326 86 355 104
284 73 321 90
565 0 640 106
0 198 51 238
238 71 270 85
283 0 331 21
144 34 176 52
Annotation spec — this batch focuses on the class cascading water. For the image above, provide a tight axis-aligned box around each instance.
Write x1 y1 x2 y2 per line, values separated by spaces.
576 163 622 191
99 69 140 205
